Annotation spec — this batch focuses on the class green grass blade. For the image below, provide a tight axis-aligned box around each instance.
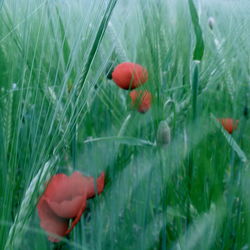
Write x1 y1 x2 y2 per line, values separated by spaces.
188 0 204 61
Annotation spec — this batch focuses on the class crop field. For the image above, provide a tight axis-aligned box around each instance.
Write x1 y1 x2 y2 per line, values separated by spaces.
0 0 250 249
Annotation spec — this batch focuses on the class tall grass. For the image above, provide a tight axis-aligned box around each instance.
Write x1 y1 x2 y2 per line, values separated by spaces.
0 0 250 249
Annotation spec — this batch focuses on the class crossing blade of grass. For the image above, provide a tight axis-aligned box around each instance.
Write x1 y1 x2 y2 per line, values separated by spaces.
1 0 250 249
40 0 119 164
187 60 200 226
211 114 248 163
192 62 199 121
173 202 225 250
83 136 155 147
87 117 213 249
187 1 204 224
78 0 118 89
1 222 87 250
241 166 250 246
11 0 118 181
4 156 59 250
107 22 128 62
55 6 72 73
0 112 8 250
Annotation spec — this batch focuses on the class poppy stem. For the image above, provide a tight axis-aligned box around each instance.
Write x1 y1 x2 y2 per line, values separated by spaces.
52 242 63 250
186 153 193 227
71 93 78 170
187 62 200 227
72 123 77 169
192 62 199 121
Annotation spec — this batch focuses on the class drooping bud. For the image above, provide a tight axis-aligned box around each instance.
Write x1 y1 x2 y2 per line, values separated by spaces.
156 121 171 146
217 118 239 134
129 90 152 113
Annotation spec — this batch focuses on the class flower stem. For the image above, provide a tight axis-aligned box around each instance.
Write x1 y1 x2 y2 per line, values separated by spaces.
187 62 199 226
71 89 78 171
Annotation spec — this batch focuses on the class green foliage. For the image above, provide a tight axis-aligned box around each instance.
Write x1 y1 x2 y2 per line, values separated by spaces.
188 0 205 61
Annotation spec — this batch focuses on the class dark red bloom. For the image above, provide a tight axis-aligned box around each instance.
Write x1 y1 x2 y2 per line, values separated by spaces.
129 90 152 113
218 118 239 134
37 172 105 242
112 62 148 89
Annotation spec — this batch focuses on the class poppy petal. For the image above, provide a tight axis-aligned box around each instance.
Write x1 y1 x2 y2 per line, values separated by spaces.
218 118 239 134
85 172 105 199
37 171 106 242
46 195 86 218
112 62 148 89
130 90 152 113
37 197 69 242
44 172 86 203
65 198 87 235
43 174 71 202
96 172 105 195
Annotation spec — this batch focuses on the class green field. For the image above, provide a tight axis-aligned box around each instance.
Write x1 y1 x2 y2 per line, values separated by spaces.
0 0 250 249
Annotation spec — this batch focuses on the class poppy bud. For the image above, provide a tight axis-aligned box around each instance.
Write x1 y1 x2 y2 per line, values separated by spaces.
218 118 239 134
129 90 152 113
156 121 171 146
208 17 215 30
112 62 148 89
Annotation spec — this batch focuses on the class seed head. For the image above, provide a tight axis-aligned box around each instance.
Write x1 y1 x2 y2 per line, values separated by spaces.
156 121 171 146
208 17 215 30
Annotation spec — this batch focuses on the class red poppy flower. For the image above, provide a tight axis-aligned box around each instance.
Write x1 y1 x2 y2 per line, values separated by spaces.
112 62 148 89
129 90 152 113
37 172 105 242
218 118 239 134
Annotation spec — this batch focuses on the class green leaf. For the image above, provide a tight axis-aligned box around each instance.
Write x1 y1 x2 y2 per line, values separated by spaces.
188 0 204 61
79 0 118 88
83 136 155 147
